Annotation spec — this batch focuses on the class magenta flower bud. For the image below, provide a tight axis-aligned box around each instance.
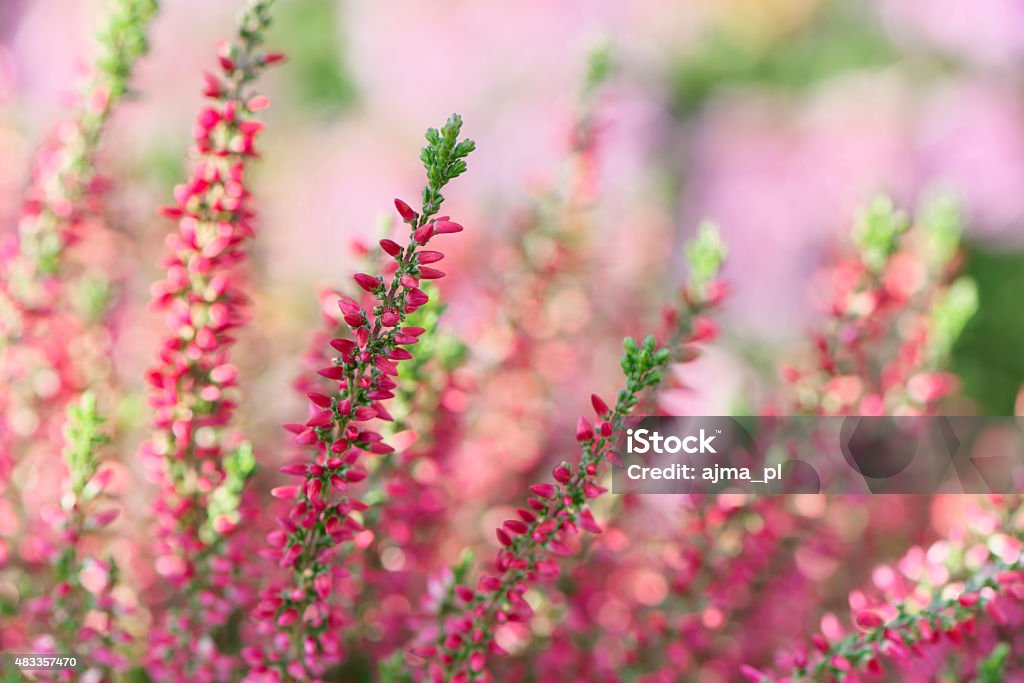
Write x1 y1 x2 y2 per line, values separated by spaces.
433 220 463 234
740 665 769 683
529 483 557 499
314 573 332 600
281 544 302 568
957 593 979 608
407 288 430 307
317 366 345 380
418 250 444 264
295 428 318 445
689 315 719 343
455 585 475 602
418 266 445 280
337 295 360 315
469 652 485 673
353 273 380 293
851 610 884 630
576 416 594 442
552 464 571 483
388 348 413 361
380 308 400 327
306 410 333 428
279 464 307 476
307 392 333 408
578 509 603 534
590 393 610 416
478 576 502 592
210 363 238 384
379 238 403 257
517 508 537 523
503 519 528 535
413 224 434 244
276 608 299 627
394 198 417 222
92 508 120 528
271 486 298 499
346 469 368 483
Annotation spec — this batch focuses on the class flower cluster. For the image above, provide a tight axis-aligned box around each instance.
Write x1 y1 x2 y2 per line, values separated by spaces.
743 497 1024 682
0 0 158 549
245 114 475 681
33 393 132 680
406 224 728 682
3 3 1024 681
783 196 976 416
139 1 281 679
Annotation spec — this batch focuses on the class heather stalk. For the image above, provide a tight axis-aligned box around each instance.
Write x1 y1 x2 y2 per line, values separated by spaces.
41 393 130 678
143 0 278 578
748 499 1024 682
140 0 279 677
785 195 975 415
407 226 728 683
246 115 474 680
2 0 158 306
0 0 158 549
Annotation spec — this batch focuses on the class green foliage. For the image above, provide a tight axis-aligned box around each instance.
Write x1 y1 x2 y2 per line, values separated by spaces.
420 114 476 218
928 277 977 364
94 0 159 99
668 2 897 116
950 246 1024 414
918 193 963 269
63 392 108 497
238 0 277 45
583 40 615 97
618 335 670 413
978 643 1010 683
685 221 727 295
272 0 356 113
852 196 909 273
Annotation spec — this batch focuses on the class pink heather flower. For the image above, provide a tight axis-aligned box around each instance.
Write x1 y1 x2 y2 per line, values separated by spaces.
249 114 474 679
412 258 729 681
0 0 159 565
141 3 281 679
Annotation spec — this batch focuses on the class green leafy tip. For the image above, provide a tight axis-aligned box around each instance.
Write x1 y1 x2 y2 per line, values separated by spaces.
918 192 963 269
63 392 109 497
929 276 978 363
420 114 476 218
853 195 909 273
685 221 728 294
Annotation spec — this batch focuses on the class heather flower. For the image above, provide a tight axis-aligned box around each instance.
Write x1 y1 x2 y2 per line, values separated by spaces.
783 195 976 416
405 225 729 682
0 0 158 542
37 393 131 679
246 114 474 681
770 498 1024 681
140 1 280 678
